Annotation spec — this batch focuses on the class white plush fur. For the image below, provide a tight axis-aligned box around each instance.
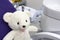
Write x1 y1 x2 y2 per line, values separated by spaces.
3 11 38 40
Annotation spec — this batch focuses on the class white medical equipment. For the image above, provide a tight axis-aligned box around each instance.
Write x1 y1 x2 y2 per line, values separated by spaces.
39 0 60 40
31 32 60 40
41 0 60 31
16 0 60 39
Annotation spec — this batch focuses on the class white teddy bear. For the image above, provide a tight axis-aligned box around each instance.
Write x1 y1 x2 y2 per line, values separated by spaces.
17 6 42 30
3 11 38 40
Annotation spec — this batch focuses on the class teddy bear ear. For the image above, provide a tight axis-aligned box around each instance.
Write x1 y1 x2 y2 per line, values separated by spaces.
3 12 13 22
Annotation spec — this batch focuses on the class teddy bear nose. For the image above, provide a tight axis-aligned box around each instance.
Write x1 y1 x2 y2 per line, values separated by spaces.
22 25 26 28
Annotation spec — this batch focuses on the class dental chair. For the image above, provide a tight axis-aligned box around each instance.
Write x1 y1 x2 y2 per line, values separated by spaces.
17 6 60 40
10 0 60 39
31 32 60 40
35 0 60 40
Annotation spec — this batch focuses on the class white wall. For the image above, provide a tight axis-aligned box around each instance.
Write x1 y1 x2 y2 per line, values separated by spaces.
26 0 43 10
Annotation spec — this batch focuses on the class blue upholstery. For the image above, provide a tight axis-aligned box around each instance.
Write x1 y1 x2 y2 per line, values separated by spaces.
0 0 16 40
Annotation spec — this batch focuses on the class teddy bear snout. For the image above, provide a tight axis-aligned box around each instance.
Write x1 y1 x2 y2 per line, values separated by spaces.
22 25 26 28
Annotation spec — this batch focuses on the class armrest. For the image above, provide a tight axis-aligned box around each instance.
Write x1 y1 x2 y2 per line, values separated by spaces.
33 32 60 40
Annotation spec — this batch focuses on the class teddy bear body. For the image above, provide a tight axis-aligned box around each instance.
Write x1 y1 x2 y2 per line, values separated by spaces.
3 30 32 40
14 30 31 40
3 11 38 40
6 30 31 40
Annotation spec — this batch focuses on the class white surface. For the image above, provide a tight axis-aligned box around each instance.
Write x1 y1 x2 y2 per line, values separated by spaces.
41 14 60 31
41 0 60 31
43 0 60 11
26 0 43 10
43 0 60 20
34 32 60 40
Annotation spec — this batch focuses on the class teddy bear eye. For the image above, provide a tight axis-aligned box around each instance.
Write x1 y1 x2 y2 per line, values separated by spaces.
26 20 27 22
17 22 19 25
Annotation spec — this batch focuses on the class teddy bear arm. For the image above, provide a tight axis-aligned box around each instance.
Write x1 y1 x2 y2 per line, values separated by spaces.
3 30 16 40
27 26 38 32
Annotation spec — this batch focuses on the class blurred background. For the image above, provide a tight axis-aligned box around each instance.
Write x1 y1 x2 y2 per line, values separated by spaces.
26 0 43 10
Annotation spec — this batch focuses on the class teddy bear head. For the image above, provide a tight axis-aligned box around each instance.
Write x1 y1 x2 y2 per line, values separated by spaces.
3 11 30 31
